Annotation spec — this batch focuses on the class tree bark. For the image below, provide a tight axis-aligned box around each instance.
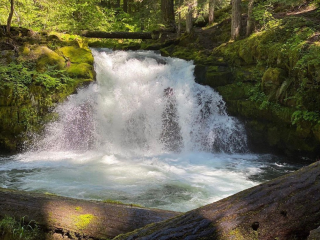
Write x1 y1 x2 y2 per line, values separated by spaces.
81 31 159 39
186 4 193 34
128 0 133 13
114 161 320 240
123 0 128 12
161 0 175 30
0 188 179 239
208 0 215 25
115 0 120 8
231 0 241 40
177 4 181 37
246 0 254 36
6 0 14 34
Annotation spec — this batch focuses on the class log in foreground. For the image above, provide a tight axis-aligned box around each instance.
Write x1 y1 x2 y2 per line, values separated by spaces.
114 161 320 240
0 188 179 239
81 31 159 40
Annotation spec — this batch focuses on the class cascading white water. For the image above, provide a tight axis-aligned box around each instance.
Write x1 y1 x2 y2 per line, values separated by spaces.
0 50 300 212
37 49 247 155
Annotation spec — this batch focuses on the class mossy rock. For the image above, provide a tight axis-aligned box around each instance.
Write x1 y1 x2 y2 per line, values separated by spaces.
66 63 94 79
20 45 31 55
58 46 93 64
34 46 65 71
262 67 286 95
205 66 233 88
216 82 253 101
239 42 255 64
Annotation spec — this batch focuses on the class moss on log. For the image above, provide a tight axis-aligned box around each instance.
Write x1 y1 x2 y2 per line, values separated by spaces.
0 188 179 239
114 161 320 240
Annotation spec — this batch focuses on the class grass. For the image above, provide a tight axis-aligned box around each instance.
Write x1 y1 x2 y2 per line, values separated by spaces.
0 216 43 240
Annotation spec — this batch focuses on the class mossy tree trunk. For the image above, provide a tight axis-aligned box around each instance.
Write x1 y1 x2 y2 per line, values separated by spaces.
0 188 179 239
114 161 320 240
231 0 241 40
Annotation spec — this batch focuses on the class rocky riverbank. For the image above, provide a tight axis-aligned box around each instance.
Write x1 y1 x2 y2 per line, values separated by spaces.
0 27 95 152
130 5 320 159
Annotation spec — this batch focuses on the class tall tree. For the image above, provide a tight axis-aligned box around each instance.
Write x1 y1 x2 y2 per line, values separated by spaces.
186 3 193 33
177 0 182 36
231 0 241 40
208 0 215 24
246 0 254 36
115 0 120 8
123 0 128 12
6 0 14 34
161 0 175 29
128 0 133 13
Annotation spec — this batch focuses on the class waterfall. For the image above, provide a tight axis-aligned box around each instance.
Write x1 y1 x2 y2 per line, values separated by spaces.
3 49 297 212
36 49 247 155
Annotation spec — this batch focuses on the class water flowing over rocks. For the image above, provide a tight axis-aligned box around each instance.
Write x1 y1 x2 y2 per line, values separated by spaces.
114 161 320 240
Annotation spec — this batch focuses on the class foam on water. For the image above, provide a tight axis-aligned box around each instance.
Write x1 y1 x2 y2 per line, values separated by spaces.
0 50 301 212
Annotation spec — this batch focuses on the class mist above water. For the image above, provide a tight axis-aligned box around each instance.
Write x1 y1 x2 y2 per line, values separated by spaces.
0 50 301 212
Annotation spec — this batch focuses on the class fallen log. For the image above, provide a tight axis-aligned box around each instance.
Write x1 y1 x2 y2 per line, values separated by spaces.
81 31 160 40
0 188 179 239
114 161 320 240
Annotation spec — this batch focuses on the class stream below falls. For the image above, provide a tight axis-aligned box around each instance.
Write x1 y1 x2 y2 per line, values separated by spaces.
0 49 307 212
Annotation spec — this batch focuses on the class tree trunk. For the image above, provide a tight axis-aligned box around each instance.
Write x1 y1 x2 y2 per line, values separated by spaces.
128 0 133 13
0 188 179 239
161 0 175 30
186 4 193 34
123 0 128 12
81 31 159 39
246 0 254 36
116 0 120 8
231 0 241 40
114 161 320 240
6 0 14 34
208 0 215 25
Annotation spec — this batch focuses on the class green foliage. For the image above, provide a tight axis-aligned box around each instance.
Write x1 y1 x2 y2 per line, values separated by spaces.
252 3 281 30
0 62 74 92
0 0 164 33
0 216 42 240
291 110 320 125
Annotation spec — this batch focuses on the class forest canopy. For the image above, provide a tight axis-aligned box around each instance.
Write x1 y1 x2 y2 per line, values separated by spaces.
0 0 233 33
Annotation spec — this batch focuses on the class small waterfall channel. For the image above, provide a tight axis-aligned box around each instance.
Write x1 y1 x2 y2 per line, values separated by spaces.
0 49 302 212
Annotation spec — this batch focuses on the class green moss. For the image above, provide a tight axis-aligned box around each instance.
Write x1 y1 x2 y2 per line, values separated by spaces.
75 206 83 211
262 68 286 95
205 66 233 88
44 192 57 196
58 46 93 64
0 45 94 152
20 46 31 55
66 63 94 79
216 82 253 101
73 214 95 230
35 46 65 71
